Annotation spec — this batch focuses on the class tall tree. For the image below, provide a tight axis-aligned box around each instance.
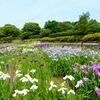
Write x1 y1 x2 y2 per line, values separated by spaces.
76 12 90 35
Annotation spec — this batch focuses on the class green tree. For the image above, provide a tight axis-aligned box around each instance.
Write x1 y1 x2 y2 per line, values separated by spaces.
40 28 51 37
2 24 21 39
88 19 100 33
58 21 74 32
0 27 4 38
22 22 41 35
44 20 59 33
20 32 32 40
75 12 90 35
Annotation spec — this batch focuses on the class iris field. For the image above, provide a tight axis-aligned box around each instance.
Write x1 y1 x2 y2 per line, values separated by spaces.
0 43 100 100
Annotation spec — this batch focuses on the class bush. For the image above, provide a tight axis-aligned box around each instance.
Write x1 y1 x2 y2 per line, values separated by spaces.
41 37 56 42
82 33 100 42
20 32 30 40
59 36 82 42
41 36 82 42
29 35 41 38
48 31 68 37
0 36 13 43
48 30 82 38
40 29 51 37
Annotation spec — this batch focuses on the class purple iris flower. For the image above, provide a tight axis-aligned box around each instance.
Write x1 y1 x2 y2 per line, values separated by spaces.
95 87 100 95
73 68 76 72
82 70 88 75
86 62 100 71
92 64 100 71
96 71 100 76
86 66 93 70
80 65 88 75
30 60 37 63
40 64 44 68
83 78 89 82
72 63 77 72
80 65 86 70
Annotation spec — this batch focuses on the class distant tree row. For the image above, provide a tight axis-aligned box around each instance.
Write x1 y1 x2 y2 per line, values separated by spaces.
0 12 100 42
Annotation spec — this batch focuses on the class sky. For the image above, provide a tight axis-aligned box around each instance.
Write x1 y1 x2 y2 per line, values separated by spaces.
0 0 100 28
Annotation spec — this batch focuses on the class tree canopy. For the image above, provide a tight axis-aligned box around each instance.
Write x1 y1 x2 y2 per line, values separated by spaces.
0 12 100 42
22 22 41 35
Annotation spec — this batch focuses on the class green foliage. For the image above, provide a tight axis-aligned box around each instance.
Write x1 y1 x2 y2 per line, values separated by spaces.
20 32 41 40
20 32 32 40
82 33 100 42
44 21 74 34
58 21 74 32
44 20 59 33
29 35 41 38
48 31 68 37
75 12 90 35
40 28 51 37
48 30 81 38
0 24 21 42
0 12 100 42
0 27 4 38
58 36 82 42
41 36 81 42
20 22 41 40
22 22 41 35
87 19 100 33
0 36 13 42
0 45 99 99
2 24 21 38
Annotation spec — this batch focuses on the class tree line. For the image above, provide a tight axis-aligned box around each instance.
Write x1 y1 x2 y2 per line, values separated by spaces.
0 12 100 42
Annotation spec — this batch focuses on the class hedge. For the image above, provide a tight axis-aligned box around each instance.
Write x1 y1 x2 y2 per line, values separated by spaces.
49 31 75 37
82 33 100 42
40 36 82 42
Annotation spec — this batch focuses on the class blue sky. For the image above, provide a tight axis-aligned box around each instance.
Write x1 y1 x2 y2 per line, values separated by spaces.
0 0 100 28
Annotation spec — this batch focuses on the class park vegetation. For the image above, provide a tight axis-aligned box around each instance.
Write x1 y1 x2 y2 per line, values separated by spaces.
0 44 100 99
0 12 100 43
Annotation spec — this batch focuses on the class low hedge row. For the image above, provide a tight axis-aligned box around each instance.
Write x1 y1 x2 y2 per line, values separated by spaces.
0 33 100 43
48 30 80 37
82 33 100 42
40 33 100 42
40 36 82 42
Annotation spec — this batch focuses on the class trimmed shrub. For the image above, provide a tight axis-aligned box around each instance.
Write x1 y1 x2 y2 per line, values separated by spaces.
29 35 41 38
0 36 13 43
48 30 82 38
41 36 82 42
48 31 68 37
82 33 100 42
